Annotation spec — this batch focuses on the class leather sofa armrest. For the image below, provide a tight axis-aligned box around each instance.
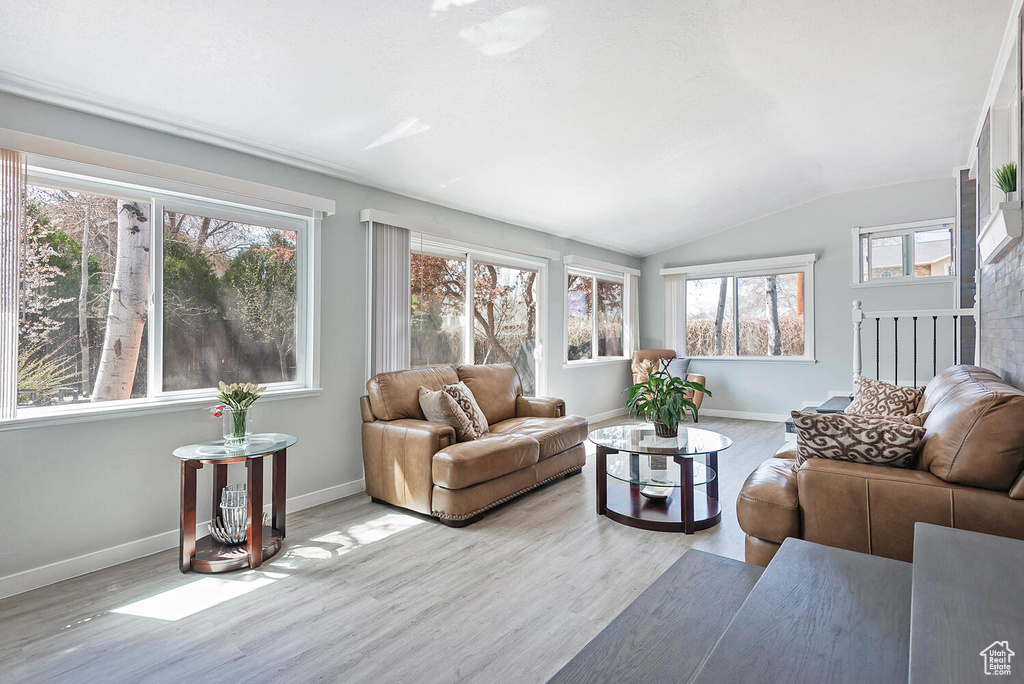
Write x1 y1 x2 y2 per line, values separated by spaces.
515 396 566 418
774 446 797 459
361 419 457 515
798 458 958 561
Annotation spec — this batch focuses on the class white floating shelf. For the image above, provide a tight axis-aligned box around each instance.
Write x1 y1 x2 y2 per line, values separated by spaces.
978 201 1022 264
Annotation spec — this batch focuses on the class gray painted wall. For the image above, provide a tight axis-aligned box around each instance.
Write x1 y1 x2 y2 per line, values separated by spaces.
640 178 958 417
0 93 638 587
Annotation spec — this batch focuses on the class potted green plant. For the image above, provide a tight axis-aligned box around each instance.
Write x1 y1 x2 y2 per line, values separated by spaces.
626 367 710 438
994 161 1017 202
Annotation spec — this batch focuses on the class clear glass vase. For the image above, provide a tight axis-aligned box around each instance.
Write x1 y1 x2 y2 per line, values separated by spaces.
222 408 252 448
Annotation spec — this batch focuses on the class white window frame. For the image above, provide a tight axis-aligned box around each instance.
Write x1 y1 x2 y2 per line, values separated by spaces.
562 255 637 366
3 158 323 430
852 218 957 287
410 232 548 395
660 253 816 363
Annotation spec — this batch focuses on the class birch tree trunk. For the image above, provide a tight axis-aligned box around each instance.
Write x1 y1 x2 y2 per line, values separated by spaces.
765 275 781 356
79 204 91 395
92 201 150 400
714 277 728 355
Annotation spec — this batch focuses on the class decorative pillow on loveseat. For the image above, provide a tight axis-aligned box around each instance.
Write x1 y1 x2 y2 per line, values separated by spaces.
443 381 489 437
845 376 923 416
790 410 927 472
418 387 478 442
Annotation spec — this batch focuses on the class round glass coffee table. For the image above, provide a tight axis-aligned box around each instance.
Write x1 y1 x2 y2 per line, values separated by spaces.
590 424 732 534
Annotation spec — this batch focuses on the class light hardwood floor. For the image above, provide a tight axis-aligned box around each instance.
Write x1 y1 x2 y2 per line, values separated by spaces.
0 417 785 683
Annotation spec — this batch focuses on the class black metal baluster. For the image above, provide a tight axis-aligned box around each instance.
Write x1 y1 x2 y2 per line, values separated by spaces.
913 317 918 388
875 317 880 379
953 316 959 365
894 317 899 384
932 316 938 377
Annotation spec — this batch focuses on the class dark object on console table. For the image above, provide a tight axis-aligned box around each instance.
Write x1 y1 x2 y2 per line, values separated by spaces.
547 549 763 684
693 538 911 683
910 524 1024 682
360 363 587 526
175 433 294 573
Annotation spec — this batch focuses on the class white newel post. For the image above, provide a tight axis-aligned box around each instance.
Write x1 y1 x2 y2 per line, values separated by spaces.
851 300 864 394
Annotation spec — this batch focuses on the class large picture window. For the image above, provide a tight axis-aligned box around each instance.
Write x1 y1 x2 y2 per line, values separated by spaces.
7 161 313 420
410 235 542 394
855 219 955 284
663 254 814 361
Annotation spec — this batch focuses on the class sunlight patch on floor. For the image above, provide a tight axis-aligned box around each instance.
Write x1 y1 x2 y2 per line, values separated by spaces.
111 574 276 622
311 511 425 546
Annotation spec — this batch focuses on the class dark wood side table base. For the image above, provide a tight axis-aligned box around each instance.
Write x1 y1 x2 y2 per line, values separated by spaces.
191 527 283 573
597 445 721 534
179 447 287 573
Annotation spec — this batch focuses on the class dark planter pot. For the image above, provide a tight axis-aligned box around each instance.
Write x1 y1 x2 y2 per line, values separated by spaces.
654 420 678 438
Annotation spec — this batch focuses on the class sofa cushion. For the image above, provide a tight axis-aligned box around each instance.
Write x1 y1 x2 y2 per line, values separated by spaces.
918 365 1024 491
419 386 478 442
791 411 926 471
432 434 539 489
443 381 489 438
662 357 691 380
367 366 459 421
456 363 522 425
845 376 923 416
736 458 800 543
488 415 588 459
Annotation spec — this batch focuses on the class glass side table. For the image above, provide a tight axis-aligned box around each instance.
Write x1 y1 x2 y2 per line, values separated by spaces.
589 424 732 534
173 433 297 573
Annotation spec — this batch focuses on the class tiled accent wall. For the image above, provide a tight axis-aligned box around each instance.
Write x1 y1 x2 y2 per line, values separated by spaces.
979 238 1024 388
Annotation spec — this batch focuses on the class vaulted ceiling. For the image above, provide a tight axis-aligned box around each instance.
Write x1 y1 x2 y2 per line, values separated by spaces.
0 0 1013 256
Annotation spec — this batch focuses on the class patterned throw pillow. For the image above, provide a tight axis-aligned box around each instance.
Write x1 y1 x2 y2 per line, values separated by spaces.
845 376 923 416
418 387 478 442
443 382 489 437
791 410 927 472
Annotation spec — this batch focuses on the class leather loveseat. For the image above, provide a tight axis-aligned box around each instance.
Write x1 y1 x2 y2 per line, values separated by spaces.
360 363 588 526
738 365 1024 565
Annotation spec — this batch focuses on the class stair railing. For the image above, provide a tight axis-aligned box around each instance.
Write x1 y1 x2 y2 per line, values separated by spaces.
851 300 976 393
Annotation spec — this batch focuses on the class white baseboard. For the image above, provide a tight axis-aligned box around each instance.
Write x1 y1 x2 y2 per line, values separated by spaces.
698 408 788 423
587 407 628 423
0 478 365 600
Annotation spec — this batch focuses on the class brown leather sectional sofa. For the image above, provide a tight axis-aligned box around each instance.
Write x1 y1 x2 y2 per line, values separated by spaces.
738 365 1024 565
360 363 588 526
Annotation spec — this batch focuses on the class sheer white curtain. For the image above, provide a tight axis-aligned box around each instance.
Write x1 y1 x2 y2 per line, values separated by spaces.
624 273 641 356
369 222 411 376
0 149 24 419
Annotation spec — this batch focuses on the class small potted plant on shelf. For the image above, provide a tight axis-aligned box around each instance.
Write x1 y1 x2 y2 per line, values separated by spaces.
212 381 266 447
625 366 710 438
994 161 1017 202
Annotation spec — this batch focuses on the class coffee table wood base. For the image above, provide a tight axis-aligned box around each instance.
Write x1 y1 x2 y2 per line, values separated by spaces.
190 526 283 573
604 484 722 533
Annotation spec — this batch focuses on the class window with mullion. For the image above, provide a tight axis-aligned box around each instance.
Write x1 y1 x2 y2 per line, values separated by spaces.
566 271 625 362
10 166 312 417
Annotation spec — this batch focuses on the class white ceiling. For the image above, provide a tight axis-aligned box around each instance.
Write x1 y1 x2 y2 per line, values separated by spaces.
0 0 1013 256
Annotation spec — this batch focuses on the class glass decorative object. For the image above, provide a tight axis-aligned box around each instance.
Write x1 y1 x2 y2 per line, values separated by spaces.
222 407 252 448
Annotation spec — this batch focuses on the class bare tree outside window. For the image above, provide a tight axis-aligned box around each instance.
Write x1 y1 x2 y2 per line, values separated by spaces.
409 252 539 393
687 273 804 357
